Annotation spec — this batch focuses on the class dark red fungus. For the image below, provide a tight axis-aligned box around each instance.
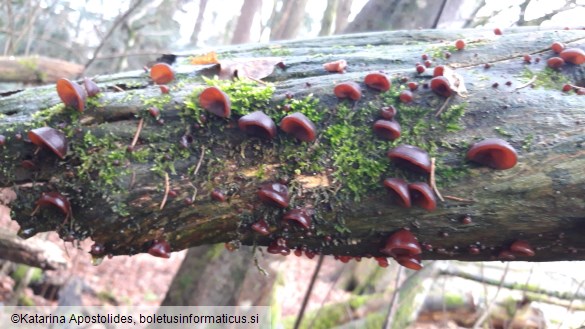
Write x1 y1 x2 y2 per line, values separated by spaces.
382 178 411 208
510 240 535 257
421 54 429 60
547 57 565 69
148 107 160 118
455 39 465 50
523 54 532 63
56 78 87 112
333 81 362 100
466 138 518 170
257 182 289 208
282 209 311 230
494 28 502 35
83 78 100 97
408 182 436 211
251 218 270 235
399 90 413 103
305 250 316 259
562 84 572 92
461 215 472 224
267 237 290 256
323 59 347 73
376 257 389 268
364 73 391 92
148 240 171 258
21 160 37 170
498 250 515 260
211 190 226 202
416 64 425 74
159 85 170 94
28 127 68 159
396 254 423 271
468 246 480 254
424 60 432 68
0 135 5 146
430 76 452 97
279 112 317 142
90 243 105 256
150 63 174 84
381 229 422 258
199 86 231 118
559 48 585 65
551 42 565 54
338 255 352 263
36 192 72 219
373 120 401 141
387 145 432 174
380 106 397 120
433 65 445 77
238 111 277 139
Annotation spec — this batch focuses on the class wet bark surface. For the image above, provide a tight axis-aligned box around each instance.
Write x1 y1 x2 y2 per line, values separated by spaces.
1 27 584 263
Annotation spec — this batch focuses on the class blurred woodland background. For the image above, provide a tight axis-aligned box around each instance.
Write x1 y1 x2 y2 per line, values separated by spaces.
1 0 585 328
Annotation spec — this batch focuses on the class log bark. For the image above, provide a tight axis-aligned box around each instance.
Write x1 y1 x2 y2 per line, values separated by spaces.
1 28 584 264
0 231 68 270
0 56 84 83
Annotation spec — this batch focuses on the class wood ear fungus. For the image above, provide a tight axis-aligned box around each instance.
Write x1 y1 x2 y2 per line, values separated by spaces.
323 59 347 73
373 120 401 141
547 57 565 69
381 229 422 259
395 254 423 270
430 76 452 97
282 209 311 230
364 73 391 92
334 81 362 100
280 112 317 142
150 63 174 84
433 65 445 77
267 237 290 255
466 138 517 170
257 182 289 208
251 218 270 235
382 178 411 208
56 78 87 112
387 145 432 174
83 78 100 97
238 111 277 139
380 106 397 120
199 86 231 118
408 182 436 211
551 42 565 54
399 90 413 103
28 127 68 159
34 192 72 222
509 240 535 257
559 48 585 65
148 239 171 258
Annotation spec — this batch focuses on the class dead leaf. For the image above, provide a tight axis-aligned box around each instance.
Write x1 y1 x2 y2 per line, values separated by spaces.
218 57 284 80
190 51 219 65
441 66 468 97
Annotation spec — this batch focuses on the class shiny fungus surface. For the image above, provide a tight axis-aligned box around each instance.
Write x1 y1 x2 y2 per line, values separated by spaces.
28 127 68 159
466 138 518 170
430 76 452 97
282 209 311 230
373 120 401 141
148 240 171 258
382 178 411 208
279 112 317 142
251 219 270 235
395 254 423 271
56 78 87 112
559 48 585 65
333 81 361 100
36 192 72 218
83 78 100 97
381 229 422 258
150 62 174 84
238 111 277 139
199 86 231 118
387 145 432 174
408 182 437 211
257 182 289 208
323 59 347 73
510 240 535 257
267 237 290 256
364 73 391 92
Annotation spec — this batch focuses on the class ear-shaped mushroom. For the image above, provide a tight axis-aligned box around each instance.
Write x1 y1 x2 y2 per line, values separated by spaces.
364 73 391 92
150 63 175 84
334 81 362 100
387 145 432 174
380 229 422 258
399 90 413 103
280 112 317 142
56 78 87 112
408 182 436 211
282 209 311 229
430 76 452 97
509 240 535 257
267 237 290 255
383 178 411 208
380 106 397 120
395 254 423 270
33 191 72 223
199 86 231 118
373 120 401 140
251 218 270 235
323 59 347 73
28 127 68 159
148 239 171 258
547 57 565 69
466 138 517 170
559 48 585 65
258 182 289 208
238 111 277 139
83 78 100 97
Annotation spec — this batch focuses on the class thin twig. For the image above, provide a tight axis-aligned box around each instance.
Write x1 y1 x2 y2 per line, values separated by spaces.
293 255 324 329
192 145 206 177
246 76 268 85
130 118 144 148
429 157 444 202
306 261 348 329
444 195 475 203
472 262 510 329
512 75 537 91
383 266 404 329
435 95 452 117
159 172 170 210
557 279 585 329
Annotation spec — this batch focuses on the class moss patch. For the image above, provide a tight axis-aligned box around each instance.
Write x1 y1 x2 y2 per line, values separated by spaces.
519 67 570 90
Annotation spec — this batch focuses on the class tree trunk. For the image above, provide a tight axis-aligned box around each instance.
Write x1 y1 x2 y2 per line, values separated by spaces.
189 0 209 47
1 28 584 265
269 0 309 41
334 0 352 34
0 56 84 84
231 0 263 45
319 0 337 37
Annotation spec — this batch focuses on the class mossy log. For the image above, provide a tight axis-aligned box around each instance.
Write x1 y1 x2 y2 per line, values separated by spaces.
1 27 584 264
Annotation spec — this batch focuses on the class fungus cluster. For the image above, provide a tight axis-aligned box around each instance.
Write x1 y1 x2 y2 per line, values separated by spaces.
381 229 423 270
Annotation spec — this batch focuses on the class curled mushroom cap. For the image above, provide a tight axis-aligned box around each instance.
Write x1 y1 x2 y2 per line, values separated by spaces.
282 208 311 229
551 42 565 54
323 59 347 73
257 182 289 208
382 178 411 208
148 239 171 258
387 145 432 174
150 63 174 84
408 182 437 211
251 218 270 235
395 254 423 271
559 48 585 65
381 229 422 258
364 73 391 92
238 111 277 139
547 57 565 69
334 81 362 100
267 237 290 256
466 138 517 170
380 105 397 120
433 65 445 77
373 120 401 141
36 192 72 219
28 127 68 159
56 78 87 112
510 240 535 257
430 76 452 97
83 78 100 97
280 112 317 142
199 86 231 118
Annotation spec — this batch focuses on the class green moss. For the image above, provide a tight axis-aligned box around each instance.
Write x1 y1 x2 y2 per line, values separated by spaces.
143 93 172 109
11 265 43 284
519 67 569 90
494 126 513 137
280 94 324 123
444 293 465 308
522 134 534 151
257 45 292 56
